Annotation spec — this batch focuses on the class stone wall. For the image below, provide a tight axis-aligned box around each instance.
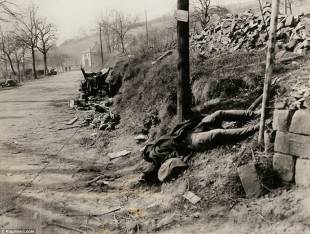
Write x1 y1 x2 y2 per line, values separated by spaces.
273 109 310 187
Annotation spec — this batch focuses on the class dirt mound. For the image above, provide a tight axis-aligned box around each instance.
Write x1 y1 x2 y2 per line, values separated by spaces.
109 50 269 141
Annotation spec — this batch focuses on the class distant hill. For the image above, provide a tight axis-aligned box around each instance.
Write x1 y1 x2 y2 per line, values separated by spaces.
57 35 100 64
226 0 310 15
57 15 172 65
58 2 310 65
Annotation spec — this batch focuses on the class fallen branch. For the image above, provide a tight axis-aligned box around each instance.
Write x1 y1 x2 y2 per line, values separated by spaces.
57 125 80 131
248 94 263 111
47 222 86 234
66 207 121 217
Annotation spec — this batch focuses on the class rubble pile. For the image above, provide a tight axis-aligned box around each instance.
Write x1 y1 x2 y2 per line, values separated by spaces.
69 67 122 132
192 2 310 55
76 100 120 131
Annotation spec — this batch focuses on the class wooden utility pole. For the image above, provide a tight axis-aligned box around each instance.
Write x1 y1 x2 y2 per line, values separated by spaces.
258 0 280 147
177 0 191 122
145 10 149 48
99 23 104 65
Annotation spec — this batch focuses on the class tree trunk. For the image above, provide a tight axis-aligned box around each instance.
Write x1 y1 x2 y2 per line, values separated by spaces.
99 24 104 65
15 53 21 82
120 34 125 53
16 60 21 82
43 51 48 75
22 61 25 80
258 0 279 148
31 46 37 79
6 53 16 75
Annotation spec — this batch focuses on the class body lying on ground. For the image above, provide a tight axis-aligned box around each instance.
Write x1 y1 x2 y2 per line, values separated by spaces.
141 110 260 183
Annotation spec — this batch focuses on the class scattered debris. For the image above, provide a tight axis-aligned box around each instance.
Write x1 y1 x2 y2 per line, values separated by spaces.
152 50 173 65
47 68 57 76
66 117 78 125
158 158 188 182
108 150 131 160
183 191 201 204
68 99 77 108
66 207 121 217
134 134 148 143
238 163 262 198
46 222 85 234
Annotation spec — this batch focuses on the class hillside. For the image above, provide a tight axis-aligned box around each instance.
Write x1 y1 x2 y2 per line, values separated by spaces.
57 15 173 66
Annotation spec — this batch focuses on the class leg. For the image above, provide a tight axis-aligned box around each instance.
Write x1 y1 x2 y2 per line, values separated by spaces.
201 110 255 125
188 124 259 150
196 110 255 132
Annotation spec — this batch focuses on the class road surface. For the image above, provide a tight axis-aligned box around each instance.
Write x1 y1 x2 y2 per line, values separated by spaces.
0 72 101 233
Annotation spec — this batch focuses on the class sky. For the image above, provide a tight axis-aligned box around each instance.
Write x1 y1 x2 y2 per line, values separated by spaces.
12 0 307 44
13 0 178 43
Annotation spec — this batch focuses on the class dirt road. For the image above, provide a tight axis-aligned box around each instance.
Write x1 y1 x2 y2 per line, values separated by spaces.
0 72 102 233
1 70 310 234
0 72 178 234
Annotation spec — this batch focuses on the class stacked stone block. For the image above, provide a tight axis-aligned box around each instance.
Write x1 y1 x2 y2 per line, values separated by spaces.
192 2 310 55
273 110 310 187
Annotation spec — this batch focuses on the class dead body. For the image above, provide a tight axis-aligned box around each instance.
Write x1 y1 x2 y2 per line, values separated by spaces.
141 110 259 182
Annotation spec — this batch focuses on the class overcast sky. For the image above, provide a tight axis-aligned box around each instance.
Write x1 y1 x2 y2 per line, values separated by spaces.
13 0 178 43
11 0 285 44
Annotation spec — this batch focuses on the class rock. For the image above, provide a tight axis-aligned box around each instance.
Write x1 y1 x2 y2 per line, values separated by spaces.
304 97 310 109
274 100 287 109
275 131 310 159
272 109 295 132
134 134 148 143
99 123 109 130
93 104 108 113
68 99 77 108
108 150 131 160
289 110 310 136
101 98 113 107
273 153 296 182
303 39 310 49
237 163 262 198
126 221 142 233
153 214 176 231
295 159 310 187
183 191 201 204
294 22 306 32
285 15 295 27
286 39 298 51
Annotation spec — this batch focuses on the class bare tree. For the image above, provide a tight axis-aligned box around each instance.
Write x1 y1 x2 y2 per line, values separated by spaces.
36 18 57 75
109 10 138 53
101 19 113 54
13 41 27 81
0 30 16 75
15 5 39 79
193 0 211 29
